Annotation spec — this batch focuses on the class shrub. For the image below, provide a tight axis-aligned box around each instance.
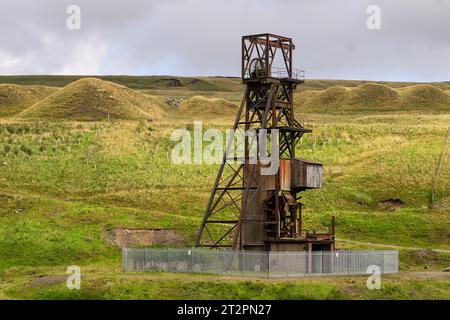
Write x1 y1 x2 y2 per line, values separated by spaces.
6 125 15 134
136 121 146 133
3 144 11 154
20 144 33 156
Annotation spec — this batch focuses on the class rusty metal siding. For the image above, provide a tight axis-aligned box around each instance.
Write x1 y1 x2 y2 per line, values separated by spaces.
242 189 267 244
245 160 291 191
290 159 304 187
241 159 322 246
279 160 291 191
242 163 270 244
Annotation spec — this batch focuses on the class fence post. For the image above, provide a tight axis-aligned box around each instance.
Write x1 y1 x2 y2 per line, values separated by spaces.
164 249 168 272
215 249 218 274
307 243 312 274
347 252 350 275
320 251 323 275
286 253 289 278
241 251 244 277
122 249 127 271
304 251 307 276
331 250 334 274
144 247 147 271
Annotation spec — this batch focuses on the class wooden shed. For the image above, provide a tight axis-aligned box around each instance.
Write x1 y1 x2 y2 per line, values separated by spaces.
244 158 323 192
291 159 323 189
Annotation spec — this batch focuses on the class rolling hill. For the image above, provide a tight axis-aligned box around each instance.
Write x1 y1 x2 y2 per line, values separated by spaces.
401 84 450 109
2 76 450 115
19 78 167 120
295 83 450 113
178 96 238 117
2 75 449 91
0 84 57 117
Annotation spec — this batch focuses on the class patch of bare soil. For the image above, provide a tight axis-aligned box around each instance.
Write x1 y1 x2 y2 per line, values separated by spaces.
105 228 184 248
29 275 66 288
165 97 184 108
378 198 404 210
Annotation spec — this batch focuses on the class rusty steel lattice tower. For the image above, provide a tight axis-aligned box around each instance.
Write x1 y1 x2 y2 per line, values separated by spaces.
195 33 335 252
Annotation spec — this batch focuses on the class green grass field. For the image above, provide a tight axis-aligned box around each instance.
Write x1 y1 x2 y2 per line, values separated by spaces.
0 76 449 300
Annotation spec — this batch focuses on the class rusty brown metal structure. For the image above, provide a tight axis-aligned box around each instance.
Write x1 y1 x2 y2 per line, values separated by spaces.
195 33 335 252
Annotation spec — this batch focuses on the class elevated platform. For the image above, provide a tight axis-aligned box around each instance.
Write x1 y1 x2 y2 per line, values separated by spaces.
243 75 304 85
254 126 312 133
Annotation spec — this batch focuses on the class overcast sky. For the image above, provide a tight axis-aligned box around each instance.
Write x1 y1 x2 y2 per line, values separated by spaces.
0 0 449 81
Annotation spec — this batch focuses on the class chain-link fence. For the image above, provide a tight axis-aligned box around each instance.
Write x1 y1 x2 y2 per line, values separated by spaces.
123 248 398 278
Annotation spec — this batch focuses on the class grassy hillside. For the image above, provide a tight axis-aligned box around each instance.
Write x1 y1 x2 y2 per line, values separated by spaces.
0 76 449 300
178 96 238 119
0 85 57 117
2 75 450 110
0 75 242 92
2 75 450 91
19 78 167 120
295 83 450 113
3 269 449 300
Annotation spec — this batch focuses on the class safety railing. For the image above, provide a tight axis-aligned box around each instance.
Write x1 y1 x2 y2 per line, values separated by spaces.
123 248 398 278
244 67 305 81
271 68 305 81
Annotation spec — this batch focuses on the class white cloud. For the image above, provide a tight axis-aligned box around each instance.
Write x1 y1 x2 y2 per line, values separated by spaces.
0 51 22 69
59 38 108 75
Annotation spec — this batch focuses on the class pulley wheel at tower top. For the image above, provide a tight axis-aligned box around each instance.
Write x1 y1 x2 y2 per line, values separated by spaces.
249 58 266 78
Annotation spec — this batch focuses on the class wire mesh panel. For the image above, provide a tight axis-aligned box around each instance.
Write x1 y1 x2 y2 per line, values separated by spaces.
287 252 307 277
383 250 399 274
268 252 309 278
123 248 398 278
268 252 288 278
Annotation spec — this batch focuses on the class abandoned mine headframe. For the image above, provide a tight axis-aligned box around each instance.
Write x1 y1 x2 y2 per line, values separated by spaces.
195 33 336 253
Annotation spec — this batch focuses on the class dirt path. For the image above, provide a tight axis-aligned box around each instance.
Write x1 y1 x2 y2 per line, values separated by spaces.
337 238 450 253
